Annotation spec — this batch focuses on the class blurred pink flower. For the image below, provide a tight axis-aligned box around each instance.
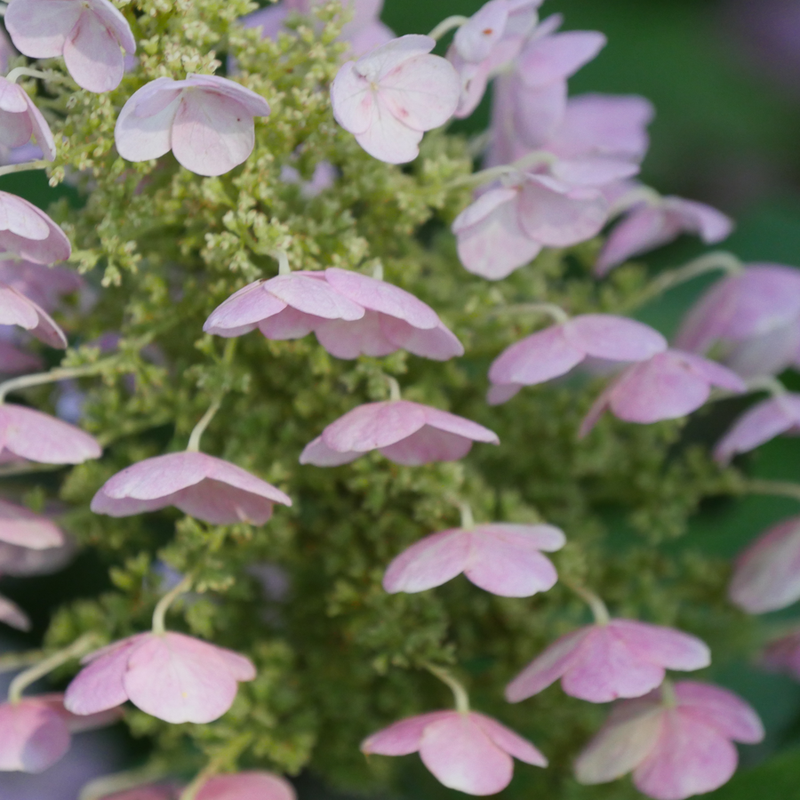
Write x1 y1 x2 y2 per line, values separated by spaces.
574 681 763 799
0 29 15 73
0 283 67 349
91 451 292 525
101 788 176 800
279 161 337 198
383 523 564 597
0 498 65 549
300 400 499 466
0 78 55 162
488 314 667 404
580 350 746 436
65 632 256 724
0 261 83 313
196 771 296 800
0 341 42 375
330 35 460 164
761 630 800 681
115 75 270 176
505 619 710 703
0 595 31 630
0 192 72 265
5 0 136 93
362 710 546 795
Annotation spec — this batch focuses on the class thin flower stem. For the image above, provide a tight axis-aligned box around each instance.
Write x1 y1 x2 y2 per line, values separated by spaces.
459 502 475 529
7 633 98 703
372 262 384 281
743 479 800 504
151 576 193 635
745 376 787 397
660 679 677 708
424 663 470 714
447 150 556 190
427 15 469 40
271 250 291 275
0 360 114 402
487 302 570 325
0 649 44 674
79 765 173 800
386 376 401 402
0 160 50 178
6 67 71 86
608 185 662 218
563 579 611 626
186 398 223 452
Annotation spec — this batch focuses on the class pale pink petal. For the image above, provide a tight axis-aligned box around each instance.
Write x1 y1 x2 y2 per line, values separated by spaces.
715 394 800 463
90 0 136 54
182 75 270 118
361 711 453 755
674 681 764 744
0 498 64 548
0 341 41 374
453 1 509 63
315 311 398 358
322 400 427 453
517 31 606 87
345 20 396 58
298 436 361 467
0 593 30 630
382 529 471 593
550 156 639 186
486 383 522 405
676 351 746 392
512 79 567 148
115 80 181 163
196 772 296 800
609 620 710 672
596 206 681 274
63 9 125 93
170 480 279 525
355 101 423 164
356 34 436 83
5 0 81 58
421 406 500 444
564 314 667 361
330 61 375 134
203 281 288 337
0 701 70 773
0 193 49 241
266 273 364 320
0 283 67 348
21 91 56 161
379 425 477 465
64 638 139 716
379 316 464 361
471 712 547 767
0 539 73 576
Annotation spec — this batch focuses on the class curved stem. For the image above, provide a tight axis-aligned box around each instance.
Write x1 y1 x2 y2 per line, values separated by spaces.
743 479 800 503
428 15 469 40
0 360 113 402
563 579 610 626
487 302 570 325
424 663 470 714
178 733 253 800
660 679 677 708
386 376 401 402
448 150 557 190
271 250 291 276
372 262 384 281
8 633 98 703
0 649 44 675
459 502 475 529
79 766 173 800
186 398 222 452
745 376 787 397
608 185 662 218
6 67 71 86
152 576 193 635
0 160 49 179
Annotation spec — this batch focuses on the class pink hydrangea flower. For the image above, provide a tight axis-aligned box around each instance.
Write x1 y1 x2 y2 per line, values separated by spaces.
674 264 800 379
362 710 546 795
0 78 55 162
728 514 800 614
5 0 136 93
0 283 67 348
91 451 292 525
0 498 64 549
64 632 256 724
115 75 271 177
0 404 101 464
330 35 461 164
196 772 296 800
300 400 499 466
505 618 711 703
487 314 667 405
579 350 746 437
574 681 764 799
383 523 565 597
596 196 733 276
0 192 72 265
0 694 120 773
761 630 800 681
0 261 82 313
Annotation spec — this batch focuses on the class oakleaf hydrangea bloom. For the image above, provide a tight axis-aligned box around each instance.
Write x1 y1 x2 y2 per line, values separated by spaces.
0 498 64 549
362 710 546 795
729 515 800 613
383 523 565 597
65 632 256 724
330 35 461 164
580 350 746 436
115 75 271 176
91 452 292 525
0 694 120 773
0 282 67 348
574 681 764 799
761 630 800 681
0 192 71 265
0 404 101 464
674 263 800 378
488 314 667 405
5 0 136 93
505 619 710 703
0 78 55 161
196 772 296 800
596 196 733 276
0 260 83 313
300 400 499 466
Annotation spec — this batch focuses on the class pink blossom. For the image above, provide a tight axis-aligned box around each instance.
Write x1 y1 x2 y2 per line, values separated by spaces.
300 400 499 466
115 75 271 177
596 197 733 275
0 537 73 577
91 451 292 526
0 261 83 313
383 523 564 597
505 619 710 703
761 630 800 681
196 771 296 800
0 498 64 549
574 681 764 800
362 710 546 795
0 78 55 162
0 404 101 464
0 28 15 73
0 694 119 773
0 283 67 348
674 264 800 379
488 314 667 404
579 350 746 437
0 192 72 265
101 788 176 800
5 0 136 93
64 632 256 724
729 514 800 613
330 35 461 164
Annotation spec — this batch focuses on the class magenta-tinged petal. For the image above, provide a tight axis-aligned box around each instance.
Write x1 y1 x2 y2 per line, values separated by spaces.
421 406 500 444
471 712 547 767
512 79 567 149
564 315 667 362
322 400 427 452
517 31 606 88
383 529 471 593
0 283 67 348
203 281 288 337
608 620 710 672
115 79 181 163
673 682 764 744
379 425 477 465
0 701 70 773
266 273 364 321
0 538 73 576
379 316 464 361
0 593 31 630
0 498 64 549
453 1 509 63
715 394 800 463
5 0 81 58
486 383 523 406
298 436 361 467
675 351 746 392
596 206 681 274
315 311 398 359
196 772 296 800
0 193 71 265
361 711 453 756
63 9 126 93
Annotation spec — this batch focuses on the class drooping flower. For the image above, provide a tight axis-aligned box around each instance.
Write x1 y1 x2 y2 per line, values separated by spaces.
0 261 83 313
383 523 565 597
761 630 800 681
596 196 733 276
0 283 67 348
574 681 764 800
115 75 271 176
487 314 667 404
0 192 71 265
579 350 746 437
362 710 546 795
330 35 461 164
0 404 101 464
0 694 120 773
64 632 256 724
505 619 710 704
0 498 65 549
0 78 55 161
196 771 296 800
5 0 136 93
728 515 800 613
300 400 499 466
674 263 800 379
91 451 292 525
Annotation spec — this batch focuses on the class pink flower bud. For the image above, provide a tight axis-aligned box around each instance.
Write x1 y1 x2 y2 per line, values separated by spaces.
362 710 546 796
0 192 71 265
